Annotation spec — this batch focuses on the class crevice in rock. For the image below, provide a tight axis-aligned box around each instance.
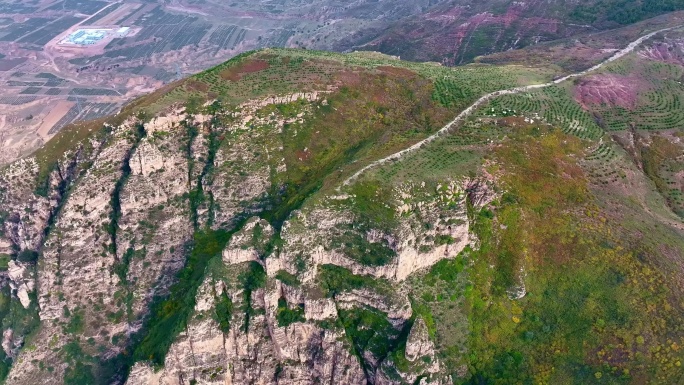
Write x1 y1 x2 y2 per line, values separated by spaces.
108 122 147 259
40 146 81 248
332 299 374 384
190 122 220 230
183 119 198 191
185 323 198 381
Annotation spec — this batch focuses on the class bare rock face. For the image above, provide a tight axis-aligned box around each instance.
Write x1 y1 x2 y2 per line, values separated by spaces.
405 318 438 368
0 90 480 385
2 329 22 360
375 317 447 385
0 158 52 254
11 123 141 383
6 261 33 308
222 217 273 265
115 122 193 325
5 115 197 384
126 270 366 385
276 180 473 284
304 298 338 321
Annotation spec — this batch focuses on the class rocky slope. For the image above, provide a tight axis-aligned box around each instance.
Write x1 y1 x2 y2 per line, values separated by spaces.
0 38 684 385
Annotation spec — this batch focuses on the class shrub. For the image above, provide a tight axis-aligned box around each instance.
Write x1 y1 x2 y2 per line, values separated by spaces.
0 255 10 271
16 250 38 263
214 291 233 333
275 270 300 287
276 297 305 327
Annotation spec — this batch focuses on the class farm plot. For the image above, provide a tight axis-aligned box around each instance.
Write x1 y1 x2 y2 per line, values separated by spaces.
46 0 109 15
581 141 624 186
97 3 141 26
44 78 65 87
35 73 58 79
17 15 84 46
98 7 212 61
638 133 684 218
208 25 236 47
187 48 552 110
0 2 37 14
168 24 211 50
207 25 245 51
370 138 485 183
267 29 295 48
19 86 42 94
584 59 684 131
0 96 37 105
0 58 27 71
6 81 44 87
81 3 122 26
48 104 80 134
0 18 51 42
47 101 118 135
69 88 119 96
481 85 603 140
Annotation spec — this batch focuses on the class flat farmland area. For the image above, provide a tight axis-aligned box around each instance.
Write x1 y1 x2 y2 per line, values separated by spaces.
0 0 444 165
36 100 74 139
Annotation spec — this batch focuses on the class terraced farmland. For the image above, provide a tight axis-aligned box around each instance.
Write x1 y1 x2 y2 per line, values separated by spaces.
480 85 604 140
590 58 684 131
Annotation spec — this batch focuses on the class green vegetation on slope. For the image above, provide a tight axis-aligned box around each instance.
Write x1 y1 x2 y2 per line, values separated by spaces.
276 297 305 327
133 228 232 364
318 264 391 298
461 126 684 384
13 35 684 384
570 0 684 24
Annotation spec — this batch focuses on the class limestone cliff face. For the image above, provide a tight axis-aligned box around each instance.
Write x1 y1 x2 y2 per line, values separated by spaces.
13 121 147 384
275 180 476 284
120 172 484 385
0 90 489 385
115 124 195 326
126 275 367 385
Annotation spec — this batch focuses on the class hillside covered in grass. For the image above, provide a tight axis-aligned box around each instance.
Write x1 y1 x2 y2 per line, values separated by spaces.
342 1 684 65
0 26 683 385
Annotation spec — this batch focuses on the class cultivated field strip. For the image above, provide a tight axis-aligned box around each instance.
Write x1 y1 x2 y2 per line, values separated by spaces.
343 26 679 186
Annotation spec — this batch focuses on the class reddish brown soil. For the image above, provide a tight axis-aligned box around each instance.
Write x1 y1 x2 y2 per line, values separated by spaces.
377 65 417 78
574 74 643 110
220 59 270 81
186 80 209 93
334 70 363 86
295 149 311 162
495 116 529 127
639 40 684 66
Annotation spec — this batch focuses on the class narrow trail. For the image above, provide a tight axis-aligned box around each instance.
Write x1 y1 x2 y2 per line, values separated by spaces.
342 26 678 186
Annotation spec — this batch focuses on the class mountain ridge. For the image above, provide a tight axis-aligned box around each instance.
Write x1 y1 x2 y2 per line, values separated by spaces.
1 15 684 385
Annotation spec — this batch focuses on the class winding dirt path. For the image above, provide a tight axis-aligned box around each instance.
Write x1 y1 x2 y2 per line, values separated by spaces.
342 26 678 186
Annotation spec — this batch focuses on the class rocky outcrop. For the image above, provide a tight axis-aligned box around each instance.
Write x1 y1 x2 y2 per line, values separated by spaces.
276 180 475 283
5 115 195 383
405 318 438 370
7 261 33 308
2 329 22 360
0 85 482 384
115 122 194 325
222 217 273 264
126 271 366 385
